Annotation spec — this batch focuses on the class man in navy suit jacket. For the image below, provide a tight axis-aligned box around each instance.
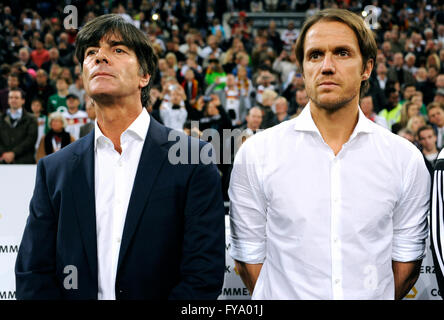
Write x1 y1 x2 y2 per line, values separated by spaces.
15 14 225 300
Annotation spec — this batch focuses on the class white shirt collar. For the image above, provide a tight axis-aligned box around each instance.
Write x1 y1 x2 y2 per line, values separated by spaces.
293 102 374 139
94 107 150 151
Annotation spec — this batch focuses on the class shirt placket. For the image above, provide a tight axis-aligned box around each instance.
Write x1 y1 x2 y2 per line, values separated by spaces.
330 156 343 300
112 147 125 279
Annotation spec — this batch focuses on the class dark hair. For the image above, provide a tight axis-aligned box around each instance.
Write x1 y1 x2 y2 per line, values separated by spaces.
31 97 43 105
75 14 158 107
417 125 436 139
9 72 19 79
295 8 377 98
9 88 26 100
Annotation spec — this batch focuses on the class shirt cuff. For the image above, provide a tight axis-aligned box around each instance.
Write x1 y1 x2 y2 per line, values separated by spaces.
392 234 427 262
229 236 266 264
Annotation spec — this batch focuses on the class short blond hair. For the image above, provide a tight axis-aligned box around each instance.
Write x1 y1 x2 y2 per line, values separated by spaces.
48 112 67 128
262 89 278 102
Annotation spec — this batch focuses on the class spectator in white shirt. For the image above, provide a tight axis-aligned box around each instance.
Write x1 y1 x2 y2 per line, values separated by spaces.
62 94 88 140
159 85 188 131
280 21 299 52
229 8 430 300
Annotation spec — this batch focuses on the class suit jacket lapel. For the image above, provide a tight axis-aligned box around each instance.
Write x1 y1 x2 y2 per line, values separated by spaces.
70 131 98 281
117 117 169 272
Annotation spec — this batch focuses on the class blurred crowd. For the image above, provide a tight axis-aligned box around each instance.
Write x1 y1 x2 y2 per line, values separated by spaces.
0 0 444 197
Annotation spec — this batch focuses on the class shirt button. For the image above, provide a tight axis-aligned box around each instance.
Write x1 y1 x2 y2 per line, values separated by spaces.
117 237 121 243
335 279 341 285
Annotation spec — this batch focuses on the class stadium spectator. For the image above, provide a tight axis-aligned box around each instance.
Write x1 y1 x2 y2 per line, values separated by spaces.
68 67 86 109
200 34 222 60
387 52 415 87
205 58 226 91
404 53 417 76
254 68 276 105
392 101 420 134
181 68 201 106
417 125 440 176
436 88 444 104
41 48 64 73
216 74 248 127
421 66 439 105
160 85 188 131
30 98 48 155
62 94 88 140
18 47 38 71
280 21 299 52
0 72 20 114
407 114 427 146
79 97 96 138
235 66 254 109
36 111 75 162
259 88 277 129
30 38 50 69
47 76 70 114
238 106 263 138
231 52 252 80
28 69 55 113
290 87 309 116
0 88 37 164
397 128 415 144
265 96 290 128
360 95 388 129
427 102 444 149
272 49 298 89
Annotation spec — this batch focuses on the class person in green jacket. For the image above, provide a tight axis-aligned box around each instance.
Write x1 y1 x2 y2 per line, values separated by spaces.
205 58 226 91
47 75 70 114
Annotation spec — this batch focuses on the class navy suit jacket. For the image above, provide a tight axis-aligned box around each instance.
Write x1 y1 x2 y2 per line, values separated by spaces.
15 116 226 300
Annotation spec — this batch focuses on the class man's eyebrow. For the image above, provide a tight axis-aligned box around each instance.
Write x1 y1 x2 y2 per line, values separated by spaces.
107 40 129 47
305 45 355 55
333 45 354 52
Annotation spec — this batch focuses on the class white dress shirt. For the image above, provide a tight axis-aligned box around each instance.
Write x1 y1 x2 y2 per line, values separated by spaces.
94 108 150 300
229 103 430 300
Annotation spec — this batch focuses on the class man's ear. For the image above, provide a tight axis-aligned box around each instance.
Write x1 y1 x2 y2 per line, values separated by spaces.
140 73 151 88
362 59 374 80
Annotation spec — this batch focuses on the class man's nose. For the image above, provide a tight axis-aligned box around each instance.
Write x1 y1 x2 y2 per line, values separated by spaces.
321 53 335 74
95 48 109 64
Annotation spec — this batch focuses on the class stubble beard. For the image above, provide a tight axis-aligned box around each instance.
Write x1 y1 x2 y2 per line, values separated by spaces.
308 89 358 114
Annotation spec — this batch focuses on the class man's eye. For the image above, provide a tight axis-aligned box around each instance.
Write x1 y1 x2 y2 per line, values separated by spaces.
115 48 124 53
309 52 321 59
86 50 96 56
339 50 349 56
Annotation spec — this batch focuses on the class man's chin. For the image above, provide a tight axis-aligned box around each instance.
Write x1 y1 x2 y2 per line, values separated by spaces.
312 94 357 113
89 92 117 105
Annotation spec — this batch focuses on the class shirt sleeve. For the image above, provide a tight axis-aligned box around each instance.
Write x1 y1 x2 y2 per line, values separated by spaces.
392 150 431 262
228 139 267 264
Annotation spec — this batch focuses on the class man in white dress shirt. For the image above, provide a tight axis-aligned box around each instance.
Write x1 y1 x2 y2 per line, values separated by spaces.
229 8 430 300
